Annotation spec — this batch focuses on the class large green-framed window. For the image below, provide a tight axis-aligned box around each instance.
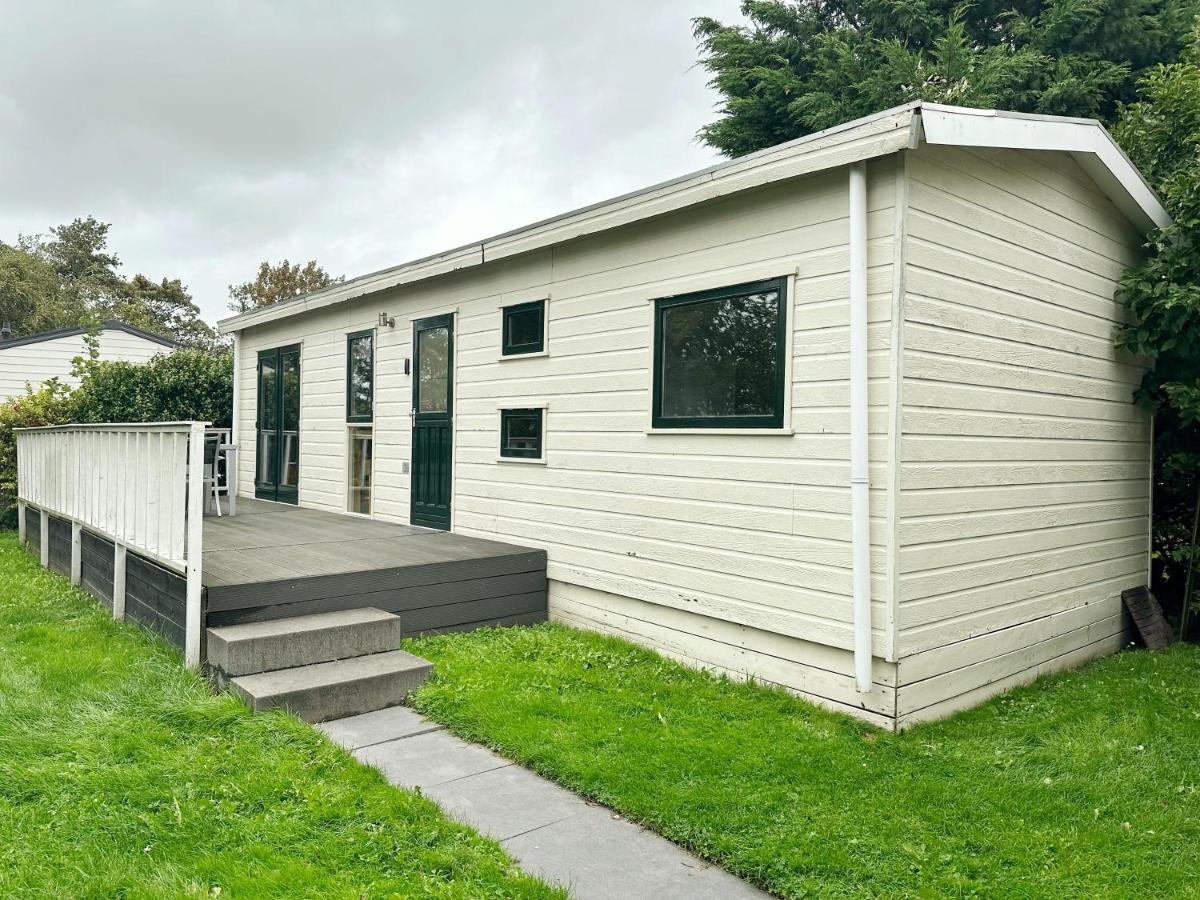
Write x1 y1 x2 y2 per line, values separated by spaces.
346 330 374 423
501 300 545 356
651 278 787 429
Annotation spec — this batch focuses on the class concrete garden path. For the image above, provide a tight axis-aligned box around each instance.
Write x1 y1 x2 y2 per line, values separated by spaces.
319 706 767 900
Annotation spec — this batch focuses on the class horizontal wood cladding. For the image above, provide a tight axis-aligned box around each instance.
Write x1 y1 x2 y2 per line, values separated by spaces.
0 328 166 401
125 552 188 649
895 602 1133 728
46 515 71 576
897 144 1150 668
80 530 115 608
550 580 896 727
233 159 903 664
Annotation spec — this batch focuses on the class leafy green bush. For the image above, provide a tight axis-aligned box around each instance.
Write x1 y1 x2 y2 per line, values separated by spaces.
71 349 232 428
1114 32 1200 637
0 381 76 529
0 349 232 529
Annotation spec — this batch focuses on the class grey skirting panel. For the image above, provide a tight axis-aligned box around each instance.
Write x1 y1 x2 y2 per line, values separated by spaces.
24 506 40 551
81 531 115 609
23 511 190 653
205 550 548 636
125 552 188 650
47 515 71 576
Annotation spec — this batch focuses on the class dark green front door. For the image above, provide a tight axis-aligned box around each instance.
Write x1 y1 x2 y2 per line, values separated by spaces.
411 315 453 529
255 344 300 504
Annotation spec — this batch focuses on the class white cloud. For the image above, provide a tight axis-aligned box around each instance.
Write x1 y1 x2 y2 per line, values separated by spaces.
0 0 743 320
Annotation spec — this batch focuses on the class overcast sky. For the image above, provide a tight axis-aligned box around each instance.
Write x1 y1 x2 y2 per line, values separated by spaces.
0 1 745 323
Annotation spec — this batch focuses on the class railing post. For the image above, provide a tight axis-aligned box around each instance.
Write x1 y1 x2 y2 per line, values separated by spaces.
231 330 241 505
113 544 127 620
39 509 48 568
184 422 205 669
70 521 82 586
17 501 25 546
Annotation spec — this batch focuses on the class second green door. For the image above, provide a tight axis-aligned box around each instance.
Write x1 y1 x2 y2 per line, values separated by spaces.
411 315 453 529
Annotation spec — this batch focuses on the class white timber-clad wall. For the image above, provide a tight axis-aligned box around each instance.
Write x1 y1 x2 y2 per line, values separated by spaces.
235 158 903 725
892 145 1149 726
0 328 169 400
232 139 1154 729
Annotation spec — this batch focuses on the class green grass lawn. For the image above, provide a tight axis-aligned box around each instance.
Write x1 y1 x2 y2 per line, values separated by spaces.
408 623 1200 899
0 533 558 899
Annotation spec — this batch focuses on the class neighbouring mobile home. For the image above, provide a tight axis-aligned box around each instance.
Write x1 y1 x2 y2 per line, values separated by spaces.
0 320 176 401
216 102 1164 730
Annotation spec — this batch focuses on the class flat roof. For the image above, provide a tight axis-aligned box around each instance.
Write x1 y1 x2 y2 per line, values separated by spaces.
219 101 1168 335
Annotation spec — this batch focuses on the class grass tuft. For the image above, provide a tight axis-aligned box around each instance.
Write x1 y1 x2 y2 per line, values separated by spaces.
408 622 1200 898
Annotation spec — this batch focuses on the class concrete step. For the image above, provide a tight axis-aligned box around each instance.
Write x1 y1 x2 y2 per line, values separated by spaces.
229 649 433 723
207 608 403 676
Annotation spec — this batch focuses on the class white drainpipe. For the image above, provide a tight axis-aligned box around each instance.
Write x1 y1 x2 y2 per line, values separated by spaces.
848 162 872 694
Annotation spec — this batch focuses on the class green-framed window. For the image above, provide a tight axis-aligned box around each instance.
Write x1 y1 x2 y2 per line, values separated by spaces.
346 329 374 423
501 300 545 356
500 408 544 459
651 278 787 429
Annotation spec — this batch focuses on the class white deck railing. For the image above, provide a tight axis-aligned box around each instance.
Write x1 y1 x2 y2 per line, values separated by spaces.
16 422 208 667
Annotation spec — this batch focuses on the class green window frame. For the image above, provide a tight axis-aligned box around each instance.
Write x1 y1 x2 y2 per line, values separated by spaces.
651 277 788 429
500 408 544 459
501 300 545 356
346 329 374 423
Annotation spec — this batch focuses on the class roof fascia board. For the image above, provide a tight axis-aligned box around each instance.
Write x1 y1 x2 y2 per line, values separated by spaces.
102 320 179 348
484 108 916 262
918 104 1170 233
222 245 484 334
0 320 177 351
218 107 918 334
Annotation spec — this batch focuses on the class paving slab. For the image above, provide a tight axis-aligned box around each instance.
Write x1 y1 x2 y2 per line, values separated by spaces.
318 705 444 750
354 728 511 790
504 802 760 900
328 707 768 899
423 761 589 841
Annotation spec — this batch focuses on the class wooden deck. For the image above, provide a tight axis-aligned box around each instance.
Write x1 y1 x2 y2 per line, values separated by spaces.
202 498 547 635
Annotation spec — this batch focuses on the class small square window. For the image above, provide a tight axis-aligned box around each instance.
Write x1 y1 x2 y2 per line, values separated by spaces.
501 300 545 355
500 408 544 459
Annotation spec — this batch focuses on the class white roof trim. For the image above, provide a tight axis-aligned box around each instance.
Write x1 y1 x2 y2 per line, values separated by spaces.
918 102 1169 233
219 101 1166 334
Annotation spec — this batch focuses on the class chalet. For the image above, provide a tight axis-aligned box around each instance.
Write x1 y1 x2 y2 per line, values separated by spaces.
0 320 176 401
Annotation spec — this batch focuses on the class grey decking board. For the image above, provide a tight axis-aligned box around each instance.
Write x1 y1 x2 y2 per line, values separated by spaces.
202 501 538 588
205 550 546 612
24 506 40 551
47 515 71 576
399 591 548 633
80 531 115 607
319 570 548 611
421 610 547 636
207 574 547 628
198 499 546 646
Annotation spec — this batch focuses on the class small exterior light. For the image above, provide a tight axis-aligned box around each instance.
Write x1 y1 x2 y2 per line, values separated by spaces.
378 312 396 329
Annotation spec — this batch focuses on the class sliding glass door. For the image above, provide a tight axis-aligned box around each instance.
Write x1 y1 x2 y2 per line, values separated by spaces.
255 344 300 503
